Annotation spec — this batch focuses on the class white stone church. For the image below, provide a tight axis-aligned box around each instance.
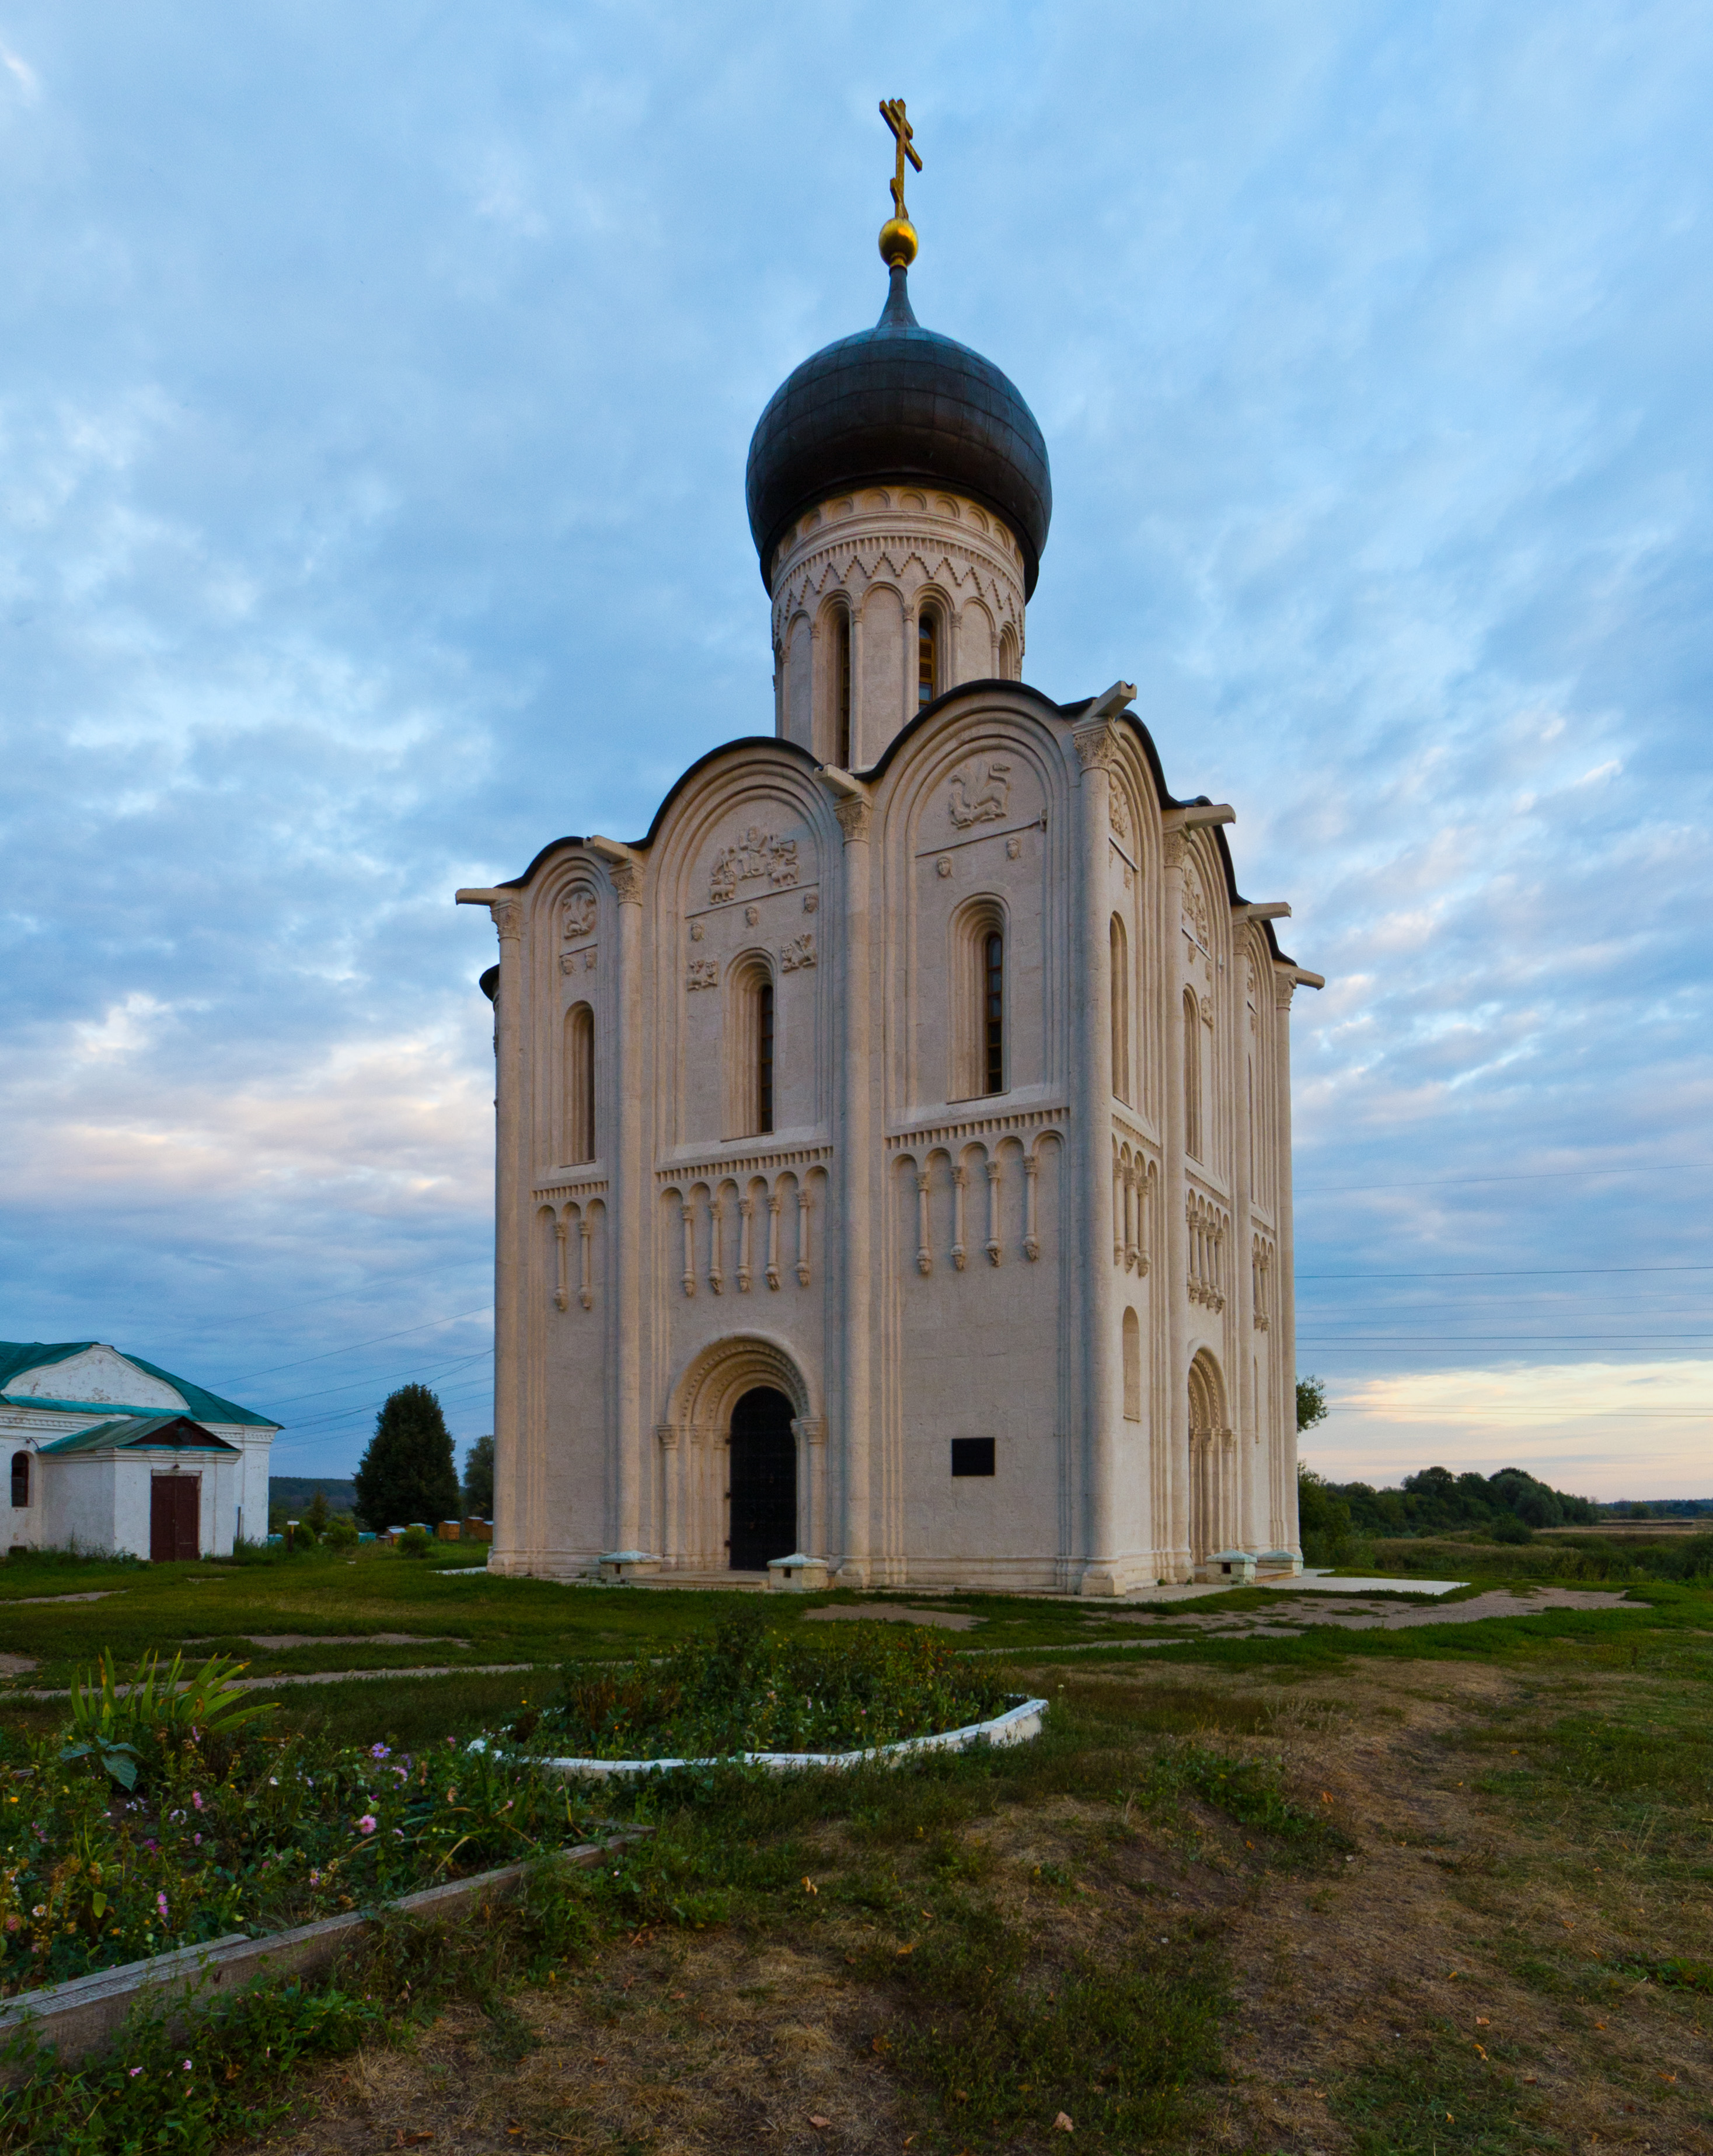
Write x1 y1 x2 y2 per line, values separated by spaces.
460 130 1320 1592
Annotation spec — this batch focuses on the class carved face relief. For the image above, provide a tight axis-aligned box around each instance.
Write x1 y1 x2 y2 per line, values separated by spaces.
948 758 1011 829
709 826 800 904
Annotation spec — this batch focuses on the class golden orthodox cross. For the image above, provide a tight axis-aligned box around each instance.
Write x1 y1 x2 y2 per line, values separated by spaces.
879 96 923 221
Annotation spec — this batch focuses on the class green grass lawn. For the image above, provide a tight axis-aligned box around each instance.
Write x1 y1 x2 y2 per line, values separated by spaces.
0 1537 1613 1699
3 1545 1709 2154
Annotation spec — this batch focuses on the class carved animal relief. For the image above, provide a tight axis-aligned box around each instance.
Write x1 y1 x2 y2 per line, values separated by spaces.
779 933 817 972
561 892 597 941
685 959 720 991
947 758 1011 829
709 828 799 904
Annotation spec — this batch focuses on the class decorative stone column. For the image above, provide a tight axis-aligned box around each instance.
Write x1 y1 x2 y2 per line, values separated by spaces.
657 1424 682 1566
1071 712 1124 1594
792 1416 828 1560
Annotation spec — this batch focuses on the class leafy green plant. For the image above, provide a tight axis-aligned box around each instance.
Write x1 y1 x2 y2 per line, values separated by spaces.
399 1523 432 1558
60 1650 277 1787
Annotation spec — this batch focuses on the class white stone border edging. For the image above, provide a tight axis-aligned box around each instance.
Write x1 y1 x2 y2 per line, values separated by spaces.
0 1827 650 2075
533 1696 1049 1781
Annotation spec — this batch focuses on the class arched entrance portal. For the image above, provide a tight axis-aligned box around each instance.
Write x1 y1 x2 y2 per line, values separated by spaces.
728 1386 797 1570
1187 1351 1231 1560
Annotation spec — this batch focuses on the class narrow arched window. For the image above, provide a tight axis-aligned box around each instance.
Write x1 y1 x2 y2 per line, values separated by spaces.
1183 988 1203 1161
9 1452 29 1509
999 624 1018 680
567 1003 595 1165
1110 915 1131 1103
1122 1309 1141 1421
917 607 940 710
757 980 775 1135
835 609 852 767
983 930 1005 1095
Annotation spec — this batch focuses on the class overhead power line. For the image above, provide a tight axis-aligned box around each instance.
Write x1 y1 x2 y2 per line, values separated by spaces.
1299 1162 1713 1196
220 1305 494 1385
1297 1264 1713 1281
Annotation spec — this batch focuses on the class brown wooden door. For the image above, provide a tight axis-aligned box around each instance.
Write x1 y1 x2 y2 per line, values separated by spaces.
150 1475 200 1562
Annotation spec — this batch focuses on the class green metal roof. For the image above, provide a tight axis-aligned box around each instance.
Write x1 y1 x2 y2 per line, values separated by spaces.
0 1343 277 1430
37 1414 242 1458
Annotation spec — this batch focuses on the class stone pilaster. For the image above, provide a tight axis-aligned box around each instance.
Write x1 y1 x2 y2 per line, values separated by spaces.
1072 719 1122 1594
608 855 646 1553
1273 968 1302 1556
1161 833 1192 1581
831 785 874 1585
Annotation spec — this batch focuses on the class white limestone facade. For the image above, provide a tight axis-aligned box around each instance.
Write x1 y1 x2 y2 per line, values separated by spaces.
461 475 1320 1592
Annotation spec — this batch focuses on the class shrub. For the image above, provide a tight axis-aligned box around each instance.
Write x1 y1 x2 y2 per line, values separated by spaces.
399 1523 432 1559
538 1603 1012 1761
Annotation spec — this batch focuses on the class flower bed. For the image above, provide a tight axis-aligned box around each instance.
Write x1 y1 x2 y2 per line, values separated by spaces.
0 1655 598 2001
525 1606 1016 1763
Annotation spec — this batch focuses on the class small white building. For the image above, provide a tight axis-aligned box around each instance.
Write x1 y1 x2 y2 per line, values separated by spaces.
0 1341 277 1561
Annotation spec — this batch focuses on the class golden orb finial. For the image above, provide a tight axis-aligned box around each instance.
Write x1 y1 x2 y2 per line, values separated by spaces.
878 97 922 268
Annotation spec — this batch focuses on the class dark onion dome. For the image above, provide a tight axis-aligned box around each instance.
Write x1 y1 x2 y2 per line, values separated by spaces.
745 263 1052 598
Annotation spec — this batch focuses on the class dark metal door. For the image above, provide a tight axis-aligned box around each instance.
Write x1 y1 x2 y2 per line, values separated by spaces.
151 1475 200 1562
727 1388 797 1570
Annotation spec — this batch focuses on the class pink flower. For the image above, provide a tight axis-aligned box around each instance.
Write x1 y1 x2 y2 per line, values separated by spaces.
156 1892 169 1921
191 1791 203 1810
182 2059 192 2072
194 1833 202 1846
357 1815 377 1836
128 2067 142 2078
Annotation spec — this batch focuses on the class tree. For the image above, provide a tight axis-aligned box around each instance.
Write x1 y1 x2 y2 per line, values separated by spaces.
354 1385 461 1532
1295 1375 1328 1433
463 1434 495 1517
306 1490 329 1536
1297 1467 1352 1563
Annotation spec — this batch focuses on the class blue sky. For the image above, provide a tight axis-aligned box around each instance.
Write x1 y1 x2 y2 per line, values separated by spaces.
2 3 1708 1496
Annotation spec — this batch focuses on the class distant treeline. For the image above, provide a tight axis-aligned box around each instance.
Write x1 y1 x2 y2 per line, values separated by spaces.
1595 1497 1713 1518
268 1477 358 1515
1300 1463 1600 1550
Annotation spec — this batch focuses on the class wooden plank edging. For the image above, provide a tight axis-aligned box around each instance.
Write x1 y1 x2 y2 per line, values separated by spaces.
0 1829 650 2074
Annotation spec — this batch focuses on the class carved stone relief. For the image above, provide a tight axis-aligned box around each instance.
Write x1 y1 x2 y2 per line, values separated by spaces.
686 959 720 991
1181 868 1211 946
779 934 816 972
710 828 799 904
561 892 596 941
948 759 1011 828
